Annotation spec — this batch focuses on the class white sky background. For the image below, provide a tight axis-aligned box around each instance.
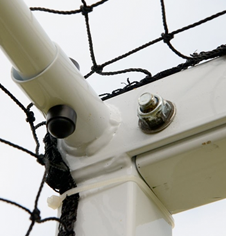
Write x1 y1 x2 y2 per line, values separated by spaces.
0 0 226 235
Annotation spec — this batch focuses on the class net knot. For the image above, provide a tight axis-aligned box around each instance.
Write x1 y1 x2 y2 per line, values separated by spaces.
30 208 41 222
161 33 174 43
26 111 35 123
80 4 93 15
37 154 46 166
91 64 103 73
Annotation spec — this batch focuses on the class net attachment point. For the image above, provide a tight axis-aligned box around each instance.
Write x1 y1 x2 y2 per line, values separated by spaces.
46 105 77 139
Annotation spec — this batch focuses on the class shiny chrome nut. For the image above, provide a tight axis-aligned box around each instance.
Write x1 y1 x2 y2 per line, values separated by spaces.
137 93 176 133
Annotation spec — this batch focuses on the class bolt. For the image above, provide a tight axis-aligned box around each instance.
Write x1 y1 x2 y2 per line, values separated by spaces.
138 92 158 113
137 93 176 133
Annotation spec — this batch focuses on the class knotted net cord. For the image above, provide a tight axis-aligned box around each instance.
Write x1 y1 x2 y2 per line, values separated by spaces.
0 0 226 235
31 0 226 101
0 83 77 236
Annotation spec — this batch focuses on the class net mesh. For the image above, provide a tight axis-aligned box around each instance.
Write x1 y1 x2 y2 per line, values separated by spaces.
0 0 226 235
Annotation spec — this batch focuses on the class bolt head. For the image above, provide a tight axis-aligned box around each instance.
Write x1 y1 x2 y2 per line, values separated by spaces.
138 93 153 106
138 92 157 113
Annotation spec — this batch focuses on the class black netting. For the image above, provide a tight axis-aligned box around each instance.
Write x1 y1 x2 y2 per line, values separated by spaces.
0 0 226 235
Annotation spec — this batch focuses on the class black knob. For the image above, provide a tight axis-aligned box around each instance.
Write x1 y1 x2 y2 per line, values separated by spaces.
46 105 77 139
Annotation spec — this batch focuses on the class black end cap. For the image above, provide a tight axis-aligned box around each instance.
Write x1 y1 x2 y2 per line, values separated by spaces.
46 105 77 139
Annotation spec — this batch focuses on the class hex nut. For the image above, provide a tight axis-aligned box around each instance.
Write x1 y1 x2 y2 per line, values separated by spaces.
137 93 176 133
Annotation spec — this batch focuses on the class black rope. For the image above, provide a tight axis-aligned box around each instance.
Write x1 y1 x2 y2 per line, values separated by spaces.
0 83 27 113
165 40 191 60
98 68 152 77
81 0 98 69
160 0 191 60
80 0 152 78
0 137 38 158
102 38 163 68
25 221 36 236
0 83 42 157
30 0 226 82
100 44 226 100
0 141 76 236
30 0 226 81
0 82 76 234
24 169 45 236
34 170 47 209
38 217 73 233
35 121 47 130
30 7 81 15
160 0 169 34
171 9 226 36
0 198 31 214
30 0 109 15
0 197 71 234
1 1 226 235
26 103 41 155
83 1 226 78
92 0 109 8
41 133 79 236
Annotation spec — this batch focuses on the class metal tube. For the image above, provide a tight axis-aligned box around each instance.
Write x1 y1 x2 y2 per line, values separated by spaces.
12 45 116 151
0 0 56 79
0 0 119 153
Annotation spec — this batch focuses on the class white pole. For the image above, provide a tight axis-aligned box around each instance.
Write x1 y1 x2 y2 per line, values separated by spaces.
0 0 56 79
0 0 173 236
0 0 118 152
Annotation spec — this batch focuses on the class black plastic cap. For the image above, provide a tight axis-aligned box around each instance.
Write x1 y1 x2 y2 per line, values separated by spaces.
46 105 77 139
